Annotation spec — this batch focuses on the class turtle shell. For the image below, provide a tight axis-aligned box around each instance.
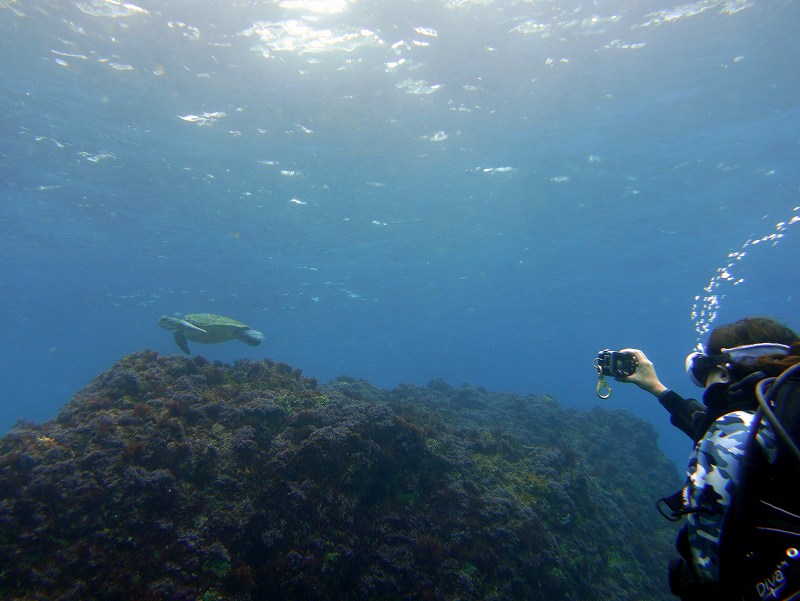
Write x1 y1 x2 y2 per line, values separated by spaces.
183 313 249 329
181 313 250 343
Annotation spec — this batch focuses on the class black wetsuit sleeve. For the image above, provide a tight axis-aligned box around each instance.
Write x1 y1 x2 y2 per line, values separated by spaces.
657 389 706 441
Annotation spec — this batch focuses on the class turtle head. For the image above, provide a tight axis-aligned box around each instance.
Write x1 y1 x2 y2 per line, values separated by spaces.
158 316 181 331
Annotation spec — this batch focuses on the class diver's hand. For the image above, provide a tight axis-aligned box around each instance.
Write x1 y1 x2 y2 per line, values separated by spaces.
617 348 668 397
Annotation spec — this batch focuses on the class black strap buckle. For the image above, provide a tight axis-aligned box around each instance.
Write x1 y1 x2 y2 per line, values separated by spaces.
657 491 686 522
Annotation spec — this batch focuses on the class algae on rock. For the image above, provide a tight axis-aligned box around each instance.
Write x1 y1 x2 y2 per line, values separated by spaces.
0 351 679 601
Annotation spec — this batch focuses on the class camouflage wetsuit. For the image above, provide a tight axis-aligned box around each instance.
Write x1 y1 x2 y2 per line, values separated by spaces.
683 410 772 582
657 372 775 595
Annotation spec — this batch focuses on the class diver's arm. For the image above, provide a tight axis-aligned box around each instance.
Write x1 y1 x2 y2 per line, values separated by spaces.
618 349 705 440
657 389 706 441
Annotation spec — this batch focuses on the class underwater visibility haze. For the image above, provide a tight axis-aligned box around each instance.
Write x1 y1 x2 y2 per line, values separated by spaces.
2 0 800 469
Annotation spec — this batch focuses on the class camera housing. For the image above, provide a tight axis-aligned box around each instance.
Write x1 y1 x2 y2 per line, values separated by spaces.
596 349 638 378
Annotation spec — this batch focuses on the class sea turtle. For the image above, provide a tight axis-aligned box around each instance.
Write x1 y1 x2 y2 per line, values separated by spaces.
158 313 264 355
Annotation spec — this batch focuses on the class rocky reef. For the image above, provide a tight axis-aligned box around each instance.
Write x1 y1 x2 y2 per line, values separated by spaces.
0 352 680 600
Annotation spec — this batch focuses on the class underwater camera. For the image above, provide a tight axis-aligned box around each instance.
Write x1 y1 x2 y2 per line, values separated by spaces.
594 350 638 399
595 350 638 378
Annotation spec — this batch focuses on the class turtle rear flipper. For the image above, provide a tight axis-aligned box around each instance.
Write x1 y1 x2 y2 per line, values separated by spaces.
239 329 264 347
174 332 191 354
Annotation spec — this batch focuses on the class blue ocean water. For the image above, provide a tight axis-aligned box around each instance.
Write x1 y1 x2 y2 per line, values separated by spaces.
1 0 798 469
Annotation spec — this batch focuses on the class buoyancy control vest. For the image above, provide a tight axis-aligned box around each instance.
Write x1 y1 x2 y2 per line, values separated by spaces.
717 362 800 601
658 363 800 601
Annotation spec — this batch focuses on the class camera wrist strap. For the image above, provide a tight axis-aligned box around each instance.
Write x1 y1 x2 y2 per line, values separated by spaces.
595 361 611 399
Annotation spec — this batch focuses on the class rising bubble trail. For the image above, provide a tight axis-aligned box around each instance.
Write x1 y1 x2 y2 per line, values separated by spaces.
691 206 800 340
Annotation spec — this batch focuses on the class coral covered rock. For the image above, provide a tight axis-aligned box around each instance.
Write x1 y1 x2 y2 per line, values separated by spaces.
0 352 679 600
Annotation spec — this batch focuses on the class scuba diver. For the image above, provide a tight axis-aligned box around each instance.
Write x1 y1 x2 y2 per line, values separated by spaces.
616 316 800 600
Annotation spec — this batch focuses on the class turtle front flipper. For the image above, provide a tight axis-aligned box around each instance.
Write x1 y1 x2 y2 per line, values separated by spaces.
179 320 207 334
174 332 191 354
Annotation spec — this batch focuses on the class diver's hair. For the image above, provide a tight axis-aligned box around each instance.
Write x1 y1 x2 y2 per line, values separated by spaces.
708 316 800 377
757 340 800 376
